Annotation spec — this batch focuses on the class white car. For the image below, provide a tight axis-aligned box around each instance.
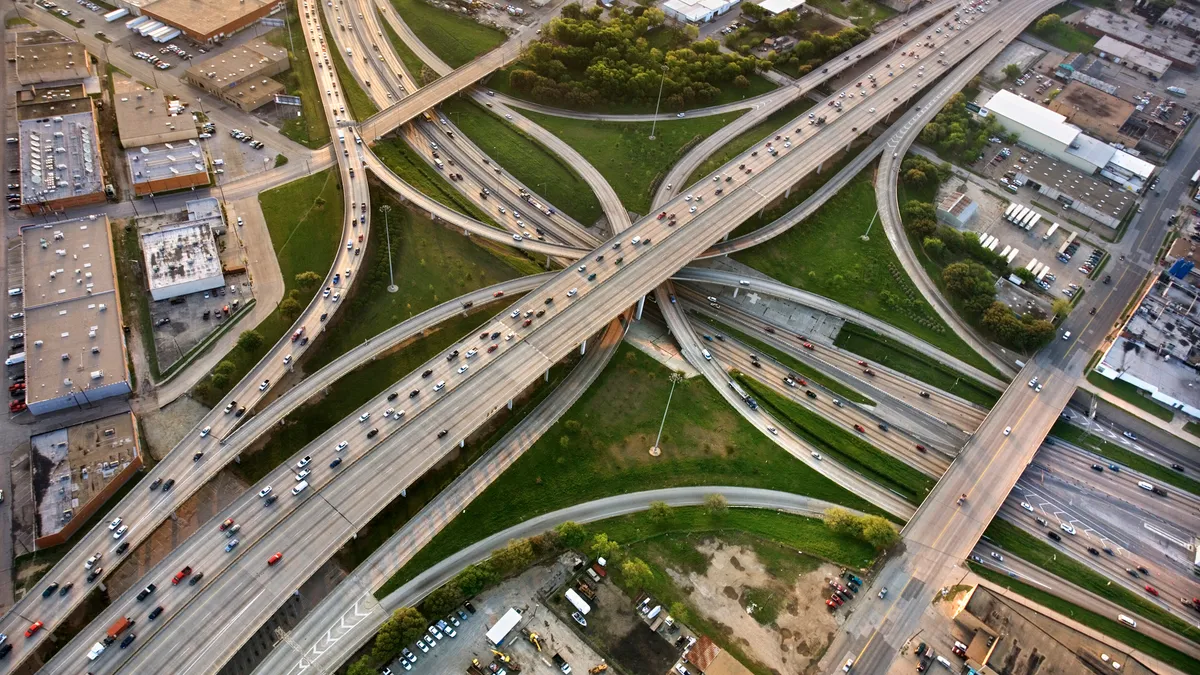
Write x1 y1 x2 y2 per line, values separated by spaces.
457 365 468 374
511 309 520 318
505 114 513 120
336 441 349 452
297 456 312 469
258 486 273 498
200 426 211 437
85 553 102 570
1003 426 1011 436
296 469 311 481
385 408 395 417
567 288 578 297
766 426 778 435
1062 331 1071 340
434 381 446 391
465 348 478 358
332 292 340 302
631 236 641 245
259 380 270 391
811 452 822 460
109 517 123 531
505 333 514 341
1060 521 1076 535
359 412 371 423
1020 502 1033 512
112 525 129 540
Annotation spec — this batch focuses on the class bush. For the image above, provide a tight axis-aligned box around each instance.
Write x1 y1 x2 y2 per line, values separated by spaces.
823 508 899 550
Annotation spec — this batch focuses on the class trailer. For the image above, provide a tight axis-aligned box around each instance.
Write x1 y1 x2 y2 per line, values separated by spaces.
1004 203 1020 219
103 8 129 21
1043 222 1059 240
988 238 1000 251
1025 258 1039 271
1000 244 1012 258
1192 169 1200 186
976 234 991 249
1058 231 1078 256
1026 214 1041 231
1036 268 1051 283
137 21 164 36
153 28 180 43
1020 210 1038 228
1011 206 1029 224
125 15 151 30
565 589 591 615
148 25 174 41
1006 248 1020 264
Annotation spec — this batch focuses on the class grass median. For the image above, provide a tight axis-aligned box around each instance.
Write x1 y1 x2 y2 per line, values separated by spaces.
1085 371 1174 422
386 0 505 68
265 2 330 148
736 375 933 504
378 9 438 84
376 343 887 597
371 137 496 225
1050 423 1200 496
320 20 378 120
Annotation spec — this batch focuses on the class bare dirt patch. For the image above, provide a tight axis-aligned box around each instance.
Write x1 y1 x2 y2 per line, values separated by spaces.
674 540 842 674
137 396 211 460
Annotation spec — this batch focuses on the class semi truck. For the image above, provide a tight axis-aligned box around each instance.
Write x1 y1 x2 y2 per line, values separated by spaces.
1000 244 1012 258
1011 206 1029 224
1025 258 1039 271
1006 248 1020 264
1004 203 1020 219
103 7 128 21
1058 231 1078 256
1043 222 1059 240
987 238 1000 251
1020 210 1038 228
1026 214 1041 231
88 617 134 660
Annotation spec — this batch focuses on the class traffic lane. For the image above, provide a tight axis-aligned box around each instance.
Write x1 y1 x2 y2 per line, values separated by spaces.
1072 412 1200 476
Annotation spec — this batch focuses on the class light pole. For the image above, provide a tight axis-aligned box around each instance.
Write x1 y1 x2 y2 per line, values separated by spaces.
648 65 669 141
650 372 684 456
379 204 398 292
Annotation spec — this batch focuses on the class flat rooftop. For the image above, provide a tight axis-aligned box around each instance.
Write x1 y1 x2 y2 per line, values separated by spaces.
113 80 198 148
141 220 224 293
1016 152 1135 218
1099 282 1200 409
18 109 104 206
20 218 127 408
184 38 288 92
142 0 275 37
1093 35 1172 75
985 89 1080 147
12 30 91 86
31 412 138 540
17 84 88 113
127 141 207 185
1082 8 1198 68
1052 81 1136 131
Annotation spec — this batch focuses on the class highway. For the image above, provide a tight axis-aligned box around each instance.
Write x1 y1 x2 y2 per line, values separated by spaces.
0 0 374 667
821 0 1200 670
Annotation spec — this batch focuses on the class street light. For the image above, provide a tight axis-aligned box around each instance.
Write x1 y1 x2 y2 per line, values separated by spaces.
648 65 669 141
379 204 398 292
650 372 684 456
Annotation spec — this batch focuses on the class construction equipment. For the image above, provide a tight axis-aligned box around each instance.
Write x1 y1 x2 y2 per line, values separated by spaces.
490 648 522 671
575 581 596 600
589 664 609 674
527 630 543 652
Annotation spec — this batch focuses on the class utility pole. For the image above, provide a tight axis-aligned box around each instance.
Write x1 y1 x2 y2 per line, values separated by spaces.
379 204 397 292
648 65 669 141
650 372 684 456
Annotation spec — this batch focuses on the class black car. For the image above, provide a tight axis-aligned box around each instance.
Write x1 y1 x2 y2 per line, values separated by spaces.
116 541 129 555
490 331 501 340
264 495 278 507
367 428 379 439
120 633 136 648
1087 547 1100 556
87 568 103 583
437 429 448 438
409 390 420 398
1047 531 1061 541
236 407 246 417
0 644 12 658
464 601 476 614
1091 464 1104 471
535 310 545 318
1137 566 1150 575
878 422 890 432
193 451 204 462
58 583 73 596
162 479 175 491
188 573 204 586
805 390 817 399
148 606 164 620
150 478 162 490
42 583 59 598
1172 463 1185 472
544 297 553 305
137 584 157 601
421 370 432 378
387 392 399 401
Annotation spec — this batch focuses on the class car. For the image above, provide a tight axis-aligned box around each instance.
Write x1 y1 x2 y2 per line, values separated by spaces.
434 381 446 391
85 553 102 569
336 441 349 452
358 412 371 423
264 495 278 506
1060 522 1076 535
136 584 157 601
113 525 129 540
109 517 123 531
25 622 43 637
172 567 192 584
225 539 240 552
297 456 312 469
148 606 164 621
457 365 468 374
296 468 311 480
843 658 854 672
465 348 478 359
1062 331 1071 340
225 524 240 538
1047 531 1061 541
1020 502 1033 512
259 380 270 391
1123 431 1138 441
423 635 436 647
42 583 59 598
879 587 888 599
990 552 1004 562
162 479 175 491
415 640 429 653
224 402 235 414
258 486 273 498
428 626 443 640
1003 426 1011 436
268 552 284 566
189 573 205 586
236 407 246 417
1145 585 1159 596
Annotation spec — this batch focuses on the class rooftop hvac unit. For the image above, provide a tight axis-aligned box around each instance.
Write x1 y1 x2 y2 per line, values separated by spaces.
63 378 72 387
91 347 99 354
90 370 103 380
98 304 106 311
34 340 43 347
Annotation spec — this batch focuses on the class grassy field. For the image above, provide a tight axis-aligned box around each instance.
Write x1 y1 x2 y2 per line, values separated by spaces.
439 98 604 226
970 565 1200 673
523 110 746 215
386 0 505 68
320 20 378 120
371 138 496 225
807 0 896 28
265 3 329 148
111 223 160 379
193 170 342 406
304 184 537 370
694 315 873 405
6 16 34 27
378 9 438 84
1086 372 1174 422
1032 12 1099 53
685 99 815 186
1050 423 1200 496
834 324 1001 407
1186 421 1200 439
376 343 888 597
737 375 934 504
983 520 1200 644
732 171 1001 378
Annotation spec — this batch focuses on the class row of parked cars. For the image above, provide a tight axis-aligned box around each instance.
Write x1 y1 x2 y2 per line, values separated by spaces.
229 128 266 150
383 606 475 673
131 51 171 70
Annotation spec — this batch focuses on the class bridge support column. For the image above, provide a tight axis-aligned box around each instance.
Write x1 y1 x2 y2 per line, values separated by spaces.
733 288 739 299
784 184 792 199
507 399 514 410
460 439 465 448
545 369 550 382
635 295 646 321
580 340 587 355
817 161 824 174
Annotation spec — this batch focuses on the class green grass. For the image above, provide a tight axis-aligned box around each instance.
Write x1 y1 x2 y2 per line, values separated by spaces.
274 154 289 168
983 520 1200 644
371 137 496 225
685 98 815 186
378 9 438 84
320 20 378 120
304 183 537 370
376 343 887 597
1050 423 1200 496
807 0 896 28
694 314 873 405
970 565 1200 673
1032 14 1099 53
523 110 746 215
6 16 34 27
732 171 1002 378
111 222 160 379
439 98 604 226
265 2 330 148
736 375 934 504
834 324 1001 407
193 170 342 406
1085 372 1174 422
386 0 505 68
1186 421 1200 439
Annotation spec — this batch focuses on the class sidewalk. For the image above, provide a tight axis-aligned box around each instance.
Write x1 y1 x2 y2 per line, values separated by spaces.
1079 381 1198 444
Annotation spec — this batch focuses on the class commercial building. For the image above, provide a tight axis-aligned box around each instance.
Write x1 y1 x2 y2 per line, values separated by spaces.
936 192 978 229
1047 81 1139 146
1080 8 1197 71
140 0 283 43
662 0 741 24
758 0 806 15
113 79 198 148
1158 6 1200 39
17 96 107 214
682 635 754 675
141 198 226 300
1006 152 1134 228
1092 35 1172 80
19 217 132 416
1093 272 1200 421
30 412 142 548
12 31 94 88
183 38 289 111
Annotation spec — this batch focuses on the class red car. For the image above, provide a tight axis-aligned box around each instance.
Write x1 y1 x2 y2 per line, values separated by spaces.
267 552 283 566
797 378 808 386
492 291 504 298
802 343 814 350
487 344 497 353
172 566 193 585
522 319 532 327
219 518 235 531
853 424 865 433
656 212 666 220
916 444 927 452
1146 585 1159 596
25 621 43 637
857 360 867 366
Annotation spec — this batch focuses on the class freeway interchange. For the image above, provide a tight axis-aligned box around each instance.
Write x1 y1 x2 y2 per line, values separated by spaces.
0 0 1195 673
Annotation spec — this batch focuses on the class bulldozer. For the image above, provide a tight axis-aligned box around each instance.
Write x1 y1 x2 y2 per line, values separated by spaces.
589 664 609 674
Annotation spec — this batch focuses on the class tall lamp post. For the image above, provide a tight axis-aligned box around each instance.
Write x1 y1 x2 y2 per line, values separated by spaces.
648 65 669 141
650 372 684 456
379 204 398 292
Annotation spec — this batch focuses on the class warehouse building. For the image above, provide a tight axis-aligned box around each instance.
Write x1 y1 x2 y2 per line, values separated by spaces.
1158 7 1200 39
31 412 142 548
140 200 226 301
12 31 94 89
1048 81 1139 146
183 38 289 111
113 80 198 148
17 96 107 214
758 0 806 15
1007 153 1134 228
1080 9 1196 71
19 217 131 416
936 192 978 229
140 0 283 43
662 0 741 24
1092 36 1172 80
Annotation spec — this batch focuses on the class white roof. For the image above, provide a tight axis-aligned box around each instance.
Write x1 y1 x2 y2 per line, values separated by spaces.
663 0 736 19
485 608 522 645
985 90 1080 147
759 0 805 14
1066 133 1116 170
1094 36 1171 75
1108 149 1155 179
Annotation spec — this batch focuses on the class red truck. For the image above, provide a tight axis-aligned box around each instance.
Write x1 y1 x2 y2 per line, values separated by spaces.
89 617 134 660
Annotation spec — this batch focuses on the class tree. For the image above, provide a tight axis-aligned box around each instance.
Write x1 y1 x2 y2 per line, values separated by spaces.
213 360 236 378
294 270 322 290
704 493 728 515
1003 64 1022 81
923 237 945 257
590 533 621 561
237 330 263 352
648 501 673 521
621 557 654 588
374 607 425 661
347 656 375 675
490 538 535 575
942 262 994 300
454 563 498 597
555 521 588 549
423 584 464 617
279 290 303 321
1035 13 1060 31
732 74 750 88
1051 298 1073 318
668 601 691 623
860 515 900 550
824 507 862 537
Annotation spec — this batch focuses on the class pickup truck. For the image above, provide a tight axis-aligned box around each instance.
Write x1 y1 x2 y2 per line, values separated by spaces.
552 653 572 674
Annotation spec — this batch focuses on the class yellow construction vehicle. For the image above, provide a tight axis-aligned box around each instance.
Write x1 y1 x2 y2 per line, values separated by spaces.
527 631 543 652
491 648 512 663
589 664 609 674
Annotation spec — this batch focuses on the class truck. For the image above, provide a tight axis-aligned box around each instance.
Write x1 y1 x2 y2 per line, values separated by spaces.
1192 169 1200 186
1010 206 1029 224
103 7 129 21
999 244 1012 258
987 238 1000 252
552 653 572 674
1026 214 1041 231
1036 267 1051 283
5 352 24 366
1043 222 1059 240
1025 258 1038 271
1004 203 1020 219
1167 86 1187 97
1006 248 1020 264
337 129 345 144
88 617 134 660
1020 210 1038 229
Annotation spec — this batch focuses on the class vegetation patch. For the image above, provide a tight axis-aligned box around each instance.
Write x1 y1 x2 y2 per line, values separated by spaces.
1085 372 1174 422
524 110 744 214
386 0 506 68
265 2 330 148
729 7 874 77
111 222 159 379
1050 423 1200 495
806 0 896 28
372 137 496 224
378 9 439 85
1031 11 1099 53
